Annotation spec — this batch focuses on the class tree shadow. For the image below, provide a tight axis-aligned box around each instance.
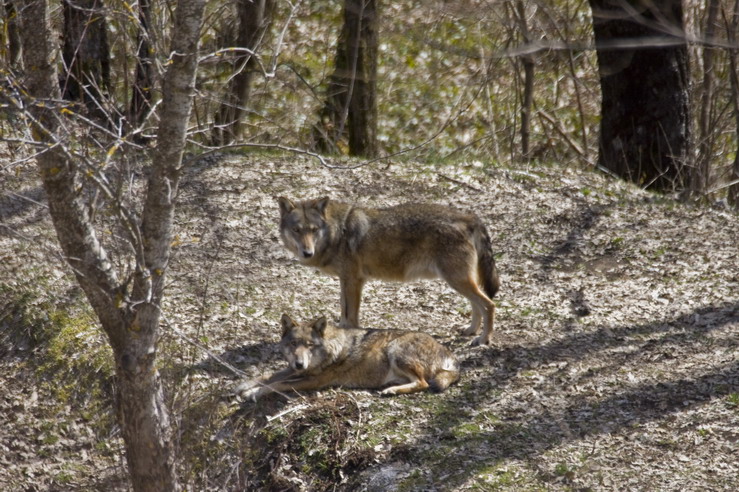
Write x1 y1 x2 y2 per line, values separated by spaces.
537 201 609 273
0 184 48 236
189 340 280 377
384 301 739 488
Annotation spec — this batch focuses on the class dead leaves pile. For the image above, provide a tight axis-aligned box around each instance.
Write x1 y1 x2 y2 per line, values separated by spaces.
1 153 737 490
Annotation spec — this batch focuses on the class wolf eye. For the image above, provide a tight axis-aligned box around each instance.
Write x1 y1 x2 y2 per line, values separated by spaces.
292 226 300 233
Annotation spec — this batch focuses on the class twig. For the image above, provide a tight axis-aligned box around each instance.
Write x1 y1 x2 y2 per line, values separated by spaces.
707 177 739 194
160 314 248 378
537 109 587 160
266 403 310 423
437 172 483 193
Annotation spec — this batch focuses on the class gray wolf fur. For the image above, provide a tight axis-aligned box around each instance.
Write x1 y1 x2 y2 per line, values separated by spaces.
235 314 460 400
277 196 500 345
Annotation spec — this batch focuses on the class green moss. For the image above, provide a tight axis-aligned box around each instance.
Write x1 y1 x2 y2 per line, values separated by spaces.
1 281 115 437
397 469 427 491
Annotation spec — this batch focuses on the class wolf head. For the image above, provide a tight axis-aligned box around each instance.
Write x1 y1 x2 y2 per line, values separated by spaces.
277 197 330 262
279 314 329 372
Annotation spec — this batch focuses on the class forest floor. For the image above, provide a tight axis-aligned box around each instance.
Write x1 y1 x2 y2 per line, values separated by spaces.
1 152 737 491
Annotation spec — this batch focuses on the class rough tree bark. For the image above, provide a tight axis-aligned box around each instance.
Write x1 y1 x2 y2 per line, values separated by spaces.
129 0 155 132
61 0 111 115
211 0 273 145
17 0 206 490
589 0 691 191
312 0 378 157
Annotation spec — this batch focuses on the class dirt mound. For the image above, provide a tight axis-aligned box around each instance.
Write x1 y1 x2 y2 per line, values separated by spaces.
1 153 737 490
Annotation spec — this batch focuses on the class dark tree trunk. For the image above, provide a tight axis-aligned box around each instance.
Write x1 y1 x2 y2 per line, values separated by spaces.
693 0 719 198
61 0 111 115
129 0 154 132
211 0 273 146
18 0 206 490
3 1 22 68
589 0 691 191
313 0 378 157
515 0 535 160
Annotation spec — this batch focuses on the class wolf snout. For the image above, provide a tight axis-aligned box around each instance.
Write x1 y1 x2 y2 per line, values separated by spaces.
301 249 314 258
294 360 305 370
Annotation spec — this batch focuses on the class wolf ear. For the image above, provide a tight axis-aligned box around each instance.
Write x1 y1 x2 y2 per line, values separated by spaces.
311 316 328 337
277 197 295 217
280 314 296 337
314 196 329 216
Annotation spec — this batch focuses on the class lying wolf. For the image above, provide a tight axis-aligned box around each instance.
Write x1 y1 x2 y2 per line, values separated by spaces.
235 314 460 400
277 196 500 345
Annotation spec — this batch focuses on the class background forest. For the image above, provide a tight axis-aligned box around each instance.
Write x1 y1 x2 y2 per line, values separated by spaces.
4 0 739 197
1 0 738 491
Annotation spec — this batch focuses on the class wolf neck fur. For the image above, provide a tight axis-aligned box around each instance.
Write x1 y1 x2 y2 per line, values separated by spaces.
316 324 353 366
307 202 359 270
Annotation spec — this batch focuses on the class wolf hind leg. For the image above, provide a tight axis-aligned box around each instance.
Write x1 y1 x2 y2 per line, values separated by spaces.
444 271 495 346
381 359 432 395
380 377 430 395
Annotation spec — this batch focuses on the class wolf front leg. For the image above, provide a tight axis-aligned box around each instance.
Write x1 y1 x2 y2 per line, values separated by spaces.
339 272 366 328
234 368 297 401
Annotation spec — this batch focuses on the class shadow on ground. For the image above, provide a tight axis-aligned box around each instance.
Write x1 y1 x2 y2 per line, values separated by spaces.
389 301 738 488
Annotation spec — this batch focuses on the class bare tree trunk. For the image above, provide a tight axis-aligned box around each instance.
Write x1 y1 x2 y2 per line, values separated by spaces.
515 0 535 160
693 0 720 198
61 0 111 117
312 0 378 157
589 0 691 191
3 1 22 68
211 0 273 146
728 0 739 208
17 0 206 489
129 0 154 133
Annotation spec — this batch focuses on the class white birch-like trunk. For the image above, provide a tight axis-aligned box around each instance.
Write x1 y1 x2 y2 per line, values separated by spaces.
17 0 206 490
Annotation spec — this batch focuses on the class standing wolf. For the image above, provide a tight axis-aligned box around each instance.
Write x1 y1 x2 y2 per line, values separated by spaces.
235 314 460 400
277 197 500 345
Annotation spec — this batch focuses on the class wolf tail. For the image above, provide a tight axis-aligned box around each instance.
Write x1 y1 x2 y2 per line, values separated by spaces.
429 356 461 393
474 220 500 299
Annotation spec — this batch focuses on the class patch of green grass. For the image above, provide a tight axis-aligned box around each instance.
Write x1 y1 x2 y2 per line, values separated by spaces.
554 462 571 477
42 433 60 445
397 469 428 491
453 422 483 438
610 236 625 248
53 471 75 485
726 393 739 409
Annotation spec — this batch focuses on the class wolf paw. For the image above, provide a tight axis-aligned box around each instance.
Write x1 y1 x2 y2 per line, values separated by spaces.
379 387 398 396
241 387 262 402
470 336 491 347
461 325 480 336
233 379 261 401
